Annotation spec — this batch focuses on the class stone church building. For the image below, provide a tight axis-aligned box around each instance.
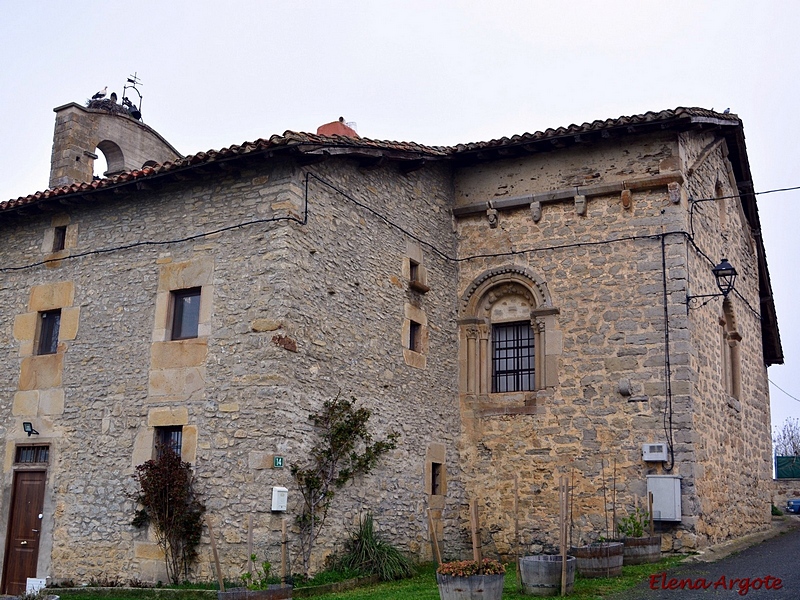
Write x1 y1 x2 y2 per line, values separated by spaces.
0 100 782 591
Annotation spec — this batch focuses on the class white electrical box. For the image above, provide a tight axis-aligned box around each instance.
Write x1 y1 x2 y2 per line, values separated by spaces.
26 579 46 594
271 486 288 512
642 442 668 462
647 475 682 521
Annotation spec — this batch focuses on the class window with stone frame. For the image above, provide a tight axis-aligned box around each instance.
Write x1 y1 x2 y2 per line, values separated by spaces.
170 288 201 340
408 320 423 353
36 309 61 355
15 445 49 464
430 462 443 496
491 321 535 393
52 226 67 252
459 268 559 397
155 426 183 458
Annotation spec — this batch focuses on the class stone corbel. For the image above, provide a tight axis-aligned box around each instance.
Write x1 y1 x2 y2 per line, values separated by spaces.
668 181 682 204
621 185 632 209
574 194 587 216
486 202 498 228
530 200 542 223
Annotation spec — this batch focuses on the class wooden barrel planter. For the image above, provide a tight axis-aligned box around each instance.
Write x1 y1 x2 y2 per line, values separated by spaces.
519 555 575 597
570 542 623 578
436 573 505 600
622 535 661 565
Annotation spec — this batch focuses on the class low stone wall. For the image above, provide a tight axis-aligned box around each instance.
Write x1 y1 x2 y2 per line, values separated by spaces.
772 479 800 511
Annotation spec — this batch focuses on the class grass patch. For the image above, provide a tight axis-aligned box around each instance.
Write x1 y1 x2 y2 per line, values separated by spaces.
53 555 687 600
309 555 687 600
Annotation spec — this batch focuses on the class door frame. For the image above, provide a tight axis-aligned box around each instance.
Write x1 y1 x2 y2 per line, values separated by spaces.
1 444 51 596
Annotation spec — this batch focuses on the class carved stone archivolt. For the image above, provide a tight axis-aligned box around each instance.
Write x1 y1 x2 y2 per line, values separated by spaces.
460 266 551 319
458 266 561 396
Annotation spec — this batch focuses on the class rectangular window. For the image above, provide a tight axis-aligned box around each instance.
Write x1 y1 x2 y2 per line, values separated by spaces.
52 226 67 252
409 320 422 353
492 321 535 393
36 309 61 355
171 288 201 340
155 426 183 457
409 260 420 283
431 462 443 495
408 259 430 293
15 445 49 464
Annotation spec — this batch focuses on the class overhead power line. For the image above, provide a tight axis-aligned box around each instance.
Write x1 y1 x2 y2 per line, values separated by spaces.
770 378 800 404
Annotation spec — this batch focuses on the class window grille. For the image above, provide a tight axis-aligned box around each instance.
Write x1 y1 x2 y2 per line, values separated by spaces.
492 321 535 393
155 426 183 457
15 445 49 464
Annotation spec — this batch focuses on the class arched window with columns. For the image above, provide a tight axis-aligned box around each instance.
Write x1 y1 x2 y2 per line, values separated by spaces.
459 267 560 397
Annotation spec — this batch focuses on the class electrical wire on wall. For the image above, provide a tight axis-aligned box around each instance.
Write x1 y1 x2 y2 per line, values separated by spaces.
661 234 676 472
0 168 779 474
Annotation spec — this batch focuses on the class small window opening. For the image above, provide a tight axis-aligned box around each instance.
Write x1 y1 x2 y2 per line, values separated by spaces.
155 426 183 458
409 320 422 353
53 226 67 252
431 462 443 495
36 309 61 355
15 445 49 464
408 259 430 293
171 288 201 340
410 260 420 283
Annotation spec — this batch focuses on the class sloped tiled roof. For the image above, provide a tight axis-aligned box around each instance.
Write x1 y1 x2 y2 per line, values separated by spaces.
451 107 740 152
1 107 739 212
0 106 782 365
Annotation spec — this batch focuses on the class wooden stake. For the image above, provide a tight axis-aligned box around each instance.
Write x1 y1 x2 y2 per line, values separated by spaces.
247 514 254 575
205 515 225 592
281 518 288 585
569 468 575 550
612 459 617 538
470 499 482 567
560 476 568 597
514 474 521 590
428 508 442 565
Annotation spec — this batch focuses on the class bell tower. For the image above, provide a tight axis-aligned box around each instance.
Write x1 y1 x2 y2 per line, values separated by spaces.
49 92 181 189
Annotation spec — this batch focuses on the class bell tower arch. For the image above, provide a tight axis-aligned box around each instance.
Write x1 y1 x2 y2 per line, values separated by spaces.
49 102 181 189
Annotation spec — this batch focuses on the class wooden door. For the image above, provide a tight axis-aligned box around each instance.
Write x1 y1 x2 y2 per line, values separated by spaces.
2 471 46 595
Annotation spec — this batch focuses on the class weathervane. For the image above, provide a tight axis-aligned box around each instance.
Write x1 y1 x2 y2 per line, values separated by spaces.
122 72 143 120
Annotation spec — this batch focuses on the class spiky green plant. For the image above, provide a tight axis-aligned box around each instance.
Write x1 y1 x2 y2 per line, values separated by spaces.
333 512 413 581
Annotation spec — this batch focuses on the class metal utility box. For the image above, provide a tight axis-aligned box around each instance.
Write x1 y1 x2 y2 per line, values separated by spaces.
646 475 682 521
642 442 668 462
271 486 288 512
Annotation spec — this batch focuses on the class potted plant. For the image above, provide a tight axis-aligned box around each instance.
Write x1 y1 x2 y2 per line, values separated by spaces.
616 507 661 565
436 558 505 600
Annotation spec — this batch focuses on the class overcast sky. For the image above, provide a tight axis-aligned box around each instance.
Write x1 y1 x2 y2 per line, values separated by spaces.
2 1 799 439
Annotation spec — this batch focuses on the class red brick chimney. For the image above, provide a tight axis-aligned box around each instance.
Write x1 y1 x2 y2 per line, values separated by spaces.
317 117 359 138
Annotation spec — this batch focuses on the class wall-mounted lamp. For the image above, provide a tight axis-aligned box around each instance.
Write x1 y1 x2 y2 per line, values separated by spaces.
687 258 738 309
23 422 40 437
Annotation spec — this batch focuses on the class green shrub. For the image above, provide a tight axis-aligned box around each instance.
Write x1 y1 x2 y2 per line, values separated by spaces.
241 555 281 589
332 512 413 581
617 506 649 538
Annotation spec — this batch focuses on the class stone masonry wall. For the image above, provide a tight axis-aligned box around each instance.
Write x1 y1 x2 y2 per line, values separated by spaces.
452 131 711 555
678 130 773 544
0 155 462 584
